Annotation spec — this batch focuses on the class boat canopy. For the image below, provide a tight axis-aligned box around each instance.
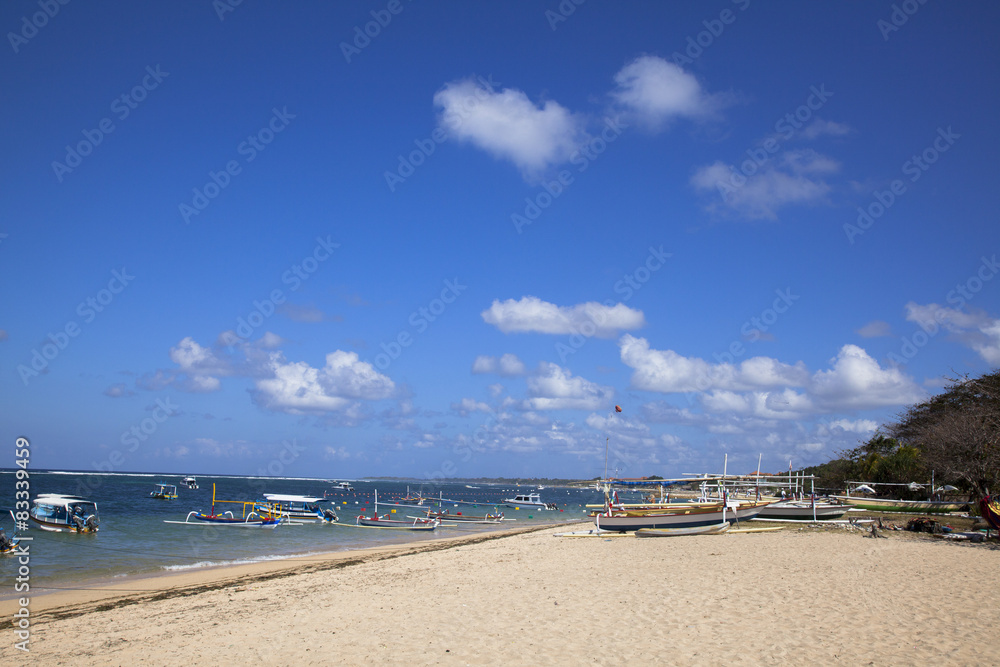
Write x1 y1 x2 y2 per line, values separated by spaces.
263 494 324 503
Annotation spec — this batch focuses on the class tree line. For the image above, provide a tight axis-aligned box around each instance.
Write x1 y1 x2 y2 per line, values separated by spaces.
804 368 1000 500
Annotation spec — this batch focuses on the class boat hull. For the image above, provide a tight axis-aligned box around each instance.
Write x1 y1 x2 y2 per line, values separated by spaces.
635 522 730 537
29 516 98 533
831 496 967 513
594 503 766 532
755 501 851 521
356 517 437 530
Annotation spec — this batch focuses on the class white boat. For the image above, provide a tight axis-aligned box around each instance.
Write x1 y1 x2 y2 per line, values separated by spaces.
29 495 100 533
635 522 731 537
503 493 556 510
328 481 354 492
594 501 768 532
181 476 199 489
754 498 851 521
256 494 338 523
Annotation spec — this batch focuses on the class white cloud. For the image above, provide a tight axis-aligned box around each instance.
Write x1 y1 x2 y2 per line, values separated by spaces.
810 344 924 409
253 351 394 415
618 335 808 393
452 397 493 417
471 353 527 376
905 302 1000 364
525 362 613 411
611 56 712 127
482 296 645 338
826 418 879 434
434 78 585 176
800 118 851 140
691 149 837 220
856 320 892 338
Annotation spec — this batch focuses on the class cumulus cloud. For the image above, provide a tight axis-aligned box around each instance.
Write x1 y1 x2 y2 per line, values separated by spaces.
252 350 394 415
525 362 613 411
691 149 837 220
905 302 1000 364
621 336 922 414
451 397 493 417
618 335 809 393
610 56 715 127
434 77 586 176
810 345 924 409
482 297 645 338
471 353 527 376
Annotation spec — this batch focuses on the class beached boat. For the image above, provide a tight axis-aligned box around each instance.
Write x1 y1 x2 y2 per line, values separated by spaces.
150 483 178 500
180 476 199 489
164 484 281 528
424 509 504 523
830 496 967 513
594 501 768 532
0 514 22 554
256 494 338 523
29 494 100 533
635 522 730 537
503 493 556 510
754 498 851 521
979 494 1000 531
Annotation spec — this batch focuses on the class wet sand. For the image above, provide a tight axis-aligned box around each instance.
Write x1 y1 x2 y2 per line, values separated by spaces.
4 523 999 665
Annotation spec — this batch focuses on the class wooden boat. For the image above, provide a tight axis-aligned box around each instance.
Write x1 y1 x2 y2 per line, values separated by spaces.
830 496 967 513
754 498 851 521
635 522 730 537
423 509 504 523
150 483 178 500
979 494 1000 530
164 484 282 528
594 501 768 532
1 513 22 554
354 490 438 530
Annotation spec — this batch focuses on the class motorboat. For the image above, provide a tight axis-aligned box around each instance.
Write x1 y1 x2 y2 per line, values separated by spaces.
328 481 354 492
503 493 556 510
256 494 338 523
181 476 199 489
150 483 178 500
29 495 100 533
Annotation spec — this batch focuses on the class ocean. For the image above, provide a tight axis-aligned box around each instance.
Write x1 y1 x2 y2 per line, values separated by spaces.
1 471 604 598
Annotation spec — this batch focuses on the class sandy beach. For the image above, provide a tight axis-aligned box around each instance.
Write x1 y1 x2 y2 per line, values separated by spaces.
4 523 999 665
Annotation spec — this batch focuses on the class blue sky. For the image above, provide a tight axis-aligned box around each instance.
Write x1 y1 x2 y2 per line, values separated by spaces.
2 1 999 480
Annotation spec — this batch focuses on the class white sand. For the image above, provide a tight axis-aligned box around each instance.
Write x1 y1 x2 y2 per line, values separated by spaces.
4 524 999 665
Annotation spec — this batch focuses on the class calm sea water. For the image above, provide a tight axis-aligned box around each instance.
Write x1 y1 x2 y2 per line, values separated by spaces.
0 472 603 597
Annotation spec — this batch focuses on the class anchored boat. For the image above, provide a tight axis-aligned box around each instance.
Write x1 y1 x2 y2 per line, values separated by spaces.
164 484 282 528
503 493 556 510
150 483 178 500
29 494 100 533
256 494 338 523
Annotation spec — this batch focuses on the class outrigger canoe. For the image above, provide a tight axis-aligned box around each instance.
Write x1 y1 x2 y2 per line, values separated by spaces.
635 522 730 537
164 484 282 528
